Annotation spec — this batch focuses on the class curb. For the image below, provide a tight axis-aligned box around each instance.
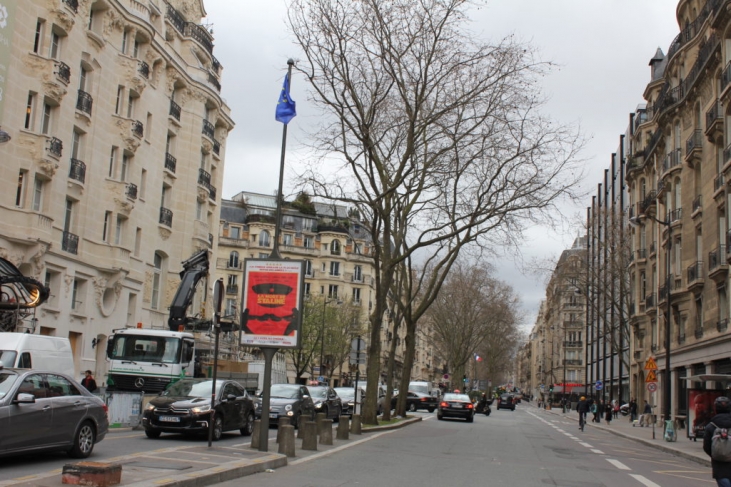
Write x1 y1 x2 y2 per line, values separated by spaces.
362 416 423 433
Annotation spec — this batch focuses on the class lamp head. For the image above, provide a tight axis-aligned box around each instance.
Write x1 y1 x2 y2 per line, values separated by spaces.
0 127 11 143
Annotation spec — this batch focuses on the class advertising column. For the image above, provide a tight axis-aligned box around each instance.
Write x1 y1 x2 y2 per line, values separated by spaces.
0 0 17 125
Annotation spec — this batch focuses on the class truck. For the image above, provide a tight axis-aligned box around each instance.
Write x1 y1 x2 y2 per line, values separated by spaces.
106 249 209 392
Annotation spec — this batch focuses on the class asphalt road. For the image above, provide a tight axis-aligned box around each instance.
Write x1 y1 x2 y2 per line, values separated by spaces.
214 408 713 487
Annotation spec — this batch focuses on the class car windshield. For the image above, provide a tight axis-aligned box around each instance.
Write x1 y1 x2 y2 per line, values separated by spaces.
334 388 354 400
308 387 328 399
0 371 19 399
270 384 300 399
163 379 223 398
443 393 470 402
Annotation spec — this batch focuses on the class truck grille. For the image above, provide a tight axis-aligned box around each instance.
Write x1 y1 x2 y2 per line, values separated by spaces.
110 374 172 393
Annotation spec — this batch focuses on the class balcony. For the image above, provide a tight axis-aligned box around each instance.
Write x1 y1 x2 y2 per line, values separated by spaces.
165 3 214 55
62 231 79 254
169 99 181 121
132 120 144 139
159 207 173 227
706 100 723 142
138 60 149 79
76 90 93 116
724 142 731 166
62 0 78 12
164 153 177 173
226 285 238 295
691 195 702 216
213 138 221 156
662 148 682 174
47 137 63 158
723 61 731 96
68 158 86 184
55 61 70 85
715 173 725 195
645 293 656 312
207 72 221 92
709 245 728 282
198 168 211 187
125 183 138 200
202 120 215 139
563 340 583 348
668 208 682 224
635 248 647 261
640 190 657 213
687 261 704 291
208 185 217 201
685 129 703 165
564 359 583 366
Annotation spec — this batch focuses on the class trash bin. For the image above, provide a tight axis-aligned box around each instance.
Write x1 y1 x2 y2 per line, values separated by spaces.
664 419 677 442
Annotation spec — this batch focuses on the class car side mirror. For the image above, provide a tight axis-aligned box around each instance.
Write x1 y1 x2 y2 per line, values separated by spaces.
14 393 36 404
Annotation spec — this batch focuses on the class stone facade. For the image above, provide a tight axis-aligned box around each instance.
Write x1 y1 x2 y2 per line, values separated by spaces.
0 0 233 381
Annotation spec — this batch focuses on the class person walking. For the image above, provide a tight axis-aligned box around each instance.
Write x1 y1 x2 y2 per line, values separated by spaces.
630 398 638 423
703 396 731 487
641 400 653 427
81 370 97 393
576 396 589 431
605 401 613 424
612 400 619 419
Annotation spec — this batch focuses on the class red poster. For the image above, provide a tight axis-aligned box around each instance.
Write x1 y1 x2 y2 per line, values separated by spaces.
688 389 724 438
241 260 303 348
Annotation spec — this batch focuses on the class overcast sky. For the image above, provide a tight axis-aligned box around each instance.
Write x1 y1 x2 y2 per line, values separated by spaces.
202 0 680 332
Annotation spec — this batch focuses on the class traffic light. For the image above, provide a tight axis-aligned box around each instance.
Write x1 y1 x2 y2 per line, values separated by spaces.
463 375 467 383
549 385 553 393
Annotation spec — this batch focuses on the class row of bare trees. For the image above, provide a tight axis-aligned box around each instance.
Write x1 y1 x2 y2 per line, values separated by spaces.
286 0 584 423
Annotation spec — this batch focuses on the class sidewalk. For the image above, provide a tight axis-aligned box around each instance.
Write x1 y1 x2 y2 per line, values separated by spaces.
0 418 421 487
534 402 710 467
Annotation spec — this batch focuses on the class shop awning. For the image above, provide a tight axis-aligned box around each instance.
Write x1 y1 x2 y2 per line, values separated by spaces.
685 374 731 385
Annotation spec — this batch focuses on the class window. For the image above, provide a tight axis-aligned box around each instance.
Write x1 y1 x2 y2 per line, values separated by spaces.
259 230 270 247
328 285 338 299
228 251 239 269
32 176 44 211
352 288 361 304
230 227 240 239
33 19 45 54
121 30 129 54
134 227 141 256
50 29 60 59
140 169 147 199
258 253 269 259
283 234 293 246
330 261 340 276
227 274 237 287
71 278 85 311
108 146 118 177
63 198 73 232
102 211 112 242
41 101 52 134
127 91 137 118
304 236 313 248
151 252 163 310
354 243 362 254
115 215 124 245
121 154 130 181
71 129 82 159
146 112 152 141
303 283 311 296
331 239 341 255
79 65 88 92
225 299 236 318
15 170 27 207
115 86 123 115
353 265 362 282
133 38 140 58
304 260 313 276
24 92 36 129
44 269 60 308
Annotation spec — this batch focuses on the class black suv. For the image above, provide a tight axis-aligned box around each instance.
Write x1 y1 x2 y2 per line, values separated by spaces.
497 394 515 411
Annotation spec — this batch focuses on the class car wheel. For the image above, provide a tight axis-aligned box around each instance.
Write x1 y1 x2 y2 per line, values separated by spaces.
427 407 435 413
467 415 474 423
212 415 223 441
408 403 416 412
240 412 254 436
437 413 443 420
145 429 162 439
485 409 491 416
68 421 95 458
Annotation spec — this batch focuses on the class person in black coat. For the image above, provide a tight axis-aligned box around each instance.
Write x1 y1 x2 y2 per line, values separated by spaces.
81 370 97 393
703 396 731 486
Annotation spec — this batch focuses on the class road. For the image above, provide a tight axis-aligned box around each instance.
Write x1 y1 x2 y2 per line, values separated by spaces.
216 408 713 487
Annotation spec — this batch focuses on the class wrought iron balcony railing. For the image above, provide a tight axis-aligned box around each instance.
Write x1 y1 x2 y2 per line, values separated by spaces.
138 60 149 79
47 137 63 157
76 90 93 115
68 158 86 184
202 120 215 139
165 152 177 173
125 183 138 200
62 0 79 12
62 231 79 254
55 61 71 85
132 120 144 139
687 261 704 284
169 99 181 121
709 245 726 271
159 207 173 227
198 168 211 186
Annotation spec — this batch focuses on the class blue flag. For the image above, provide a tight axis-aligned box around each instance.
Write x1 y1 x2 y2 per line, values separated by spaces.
275 73 296 124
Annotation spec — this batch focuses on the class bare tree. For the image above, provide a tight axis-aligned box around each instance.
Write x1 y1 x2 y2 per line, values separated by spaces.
288 0 585 424
286 296 326 380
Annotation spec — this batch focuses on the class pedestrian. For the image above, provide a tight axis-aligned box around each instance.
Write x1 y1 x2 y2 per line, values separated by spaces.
81 369 97 393
703 396 731 487
641 400 653 427
576 396 589 431
630 398 638 422
589 399 598 422
613 400 619 419
605 401 613 424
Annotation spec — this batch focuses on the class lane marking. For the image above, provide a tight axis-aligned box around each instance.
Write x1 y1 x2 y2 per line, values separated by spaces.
579 442 593 448
629 474 661 487
288 430 393 465
606 458 631 470
591 449 604 454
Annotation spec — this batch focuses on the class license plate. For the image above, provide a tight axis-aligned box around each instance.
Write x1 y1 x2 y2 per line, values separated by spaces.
159 415 180 422
452 403 462 408
269 413 278 419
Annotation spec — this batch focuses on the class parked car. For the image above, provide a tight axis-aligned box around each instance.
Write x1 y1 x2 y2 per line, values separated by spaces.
392 391 437 413
437 393 475 422
255 384 315 428
333 387 364 417
307 385 342 421
0 367 109 458
143 378 255 440
497 393 516 411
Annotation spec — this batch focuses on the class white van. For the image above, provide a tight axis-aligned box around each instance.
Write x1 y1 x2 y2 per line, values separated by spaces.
0 333 75 376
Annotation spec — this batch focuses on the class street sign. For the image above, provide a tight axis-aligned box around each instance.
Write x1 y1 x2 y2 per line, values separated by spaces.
317 376 324 382
443 374 450 379
647 382 657 392
595 380 603 391
645 370 658 383
644 357 658 370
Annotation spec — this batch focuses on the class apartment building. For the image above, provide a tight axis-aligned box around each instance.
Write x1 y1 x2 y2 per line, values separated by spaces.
626 0 731 422
0 0 233 377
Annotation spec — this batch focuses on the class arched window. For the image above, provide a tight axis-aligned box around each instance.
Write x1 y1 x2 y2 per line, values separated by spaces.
229 251 239 268
259 230 270 247
331 239 341 255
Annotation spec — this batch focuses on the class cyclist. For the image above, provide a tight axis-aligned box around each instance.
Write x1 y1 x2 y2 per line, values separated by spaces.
576 396 589 431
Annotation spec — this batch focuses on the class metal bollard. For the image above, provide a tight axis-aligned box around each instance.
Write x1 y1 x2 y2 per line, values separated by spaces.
336 416 350 440
319 418 333 445
350 414 362 435
301 421 318 451
276 417 291 443
251 420 261 449
278 424 296 457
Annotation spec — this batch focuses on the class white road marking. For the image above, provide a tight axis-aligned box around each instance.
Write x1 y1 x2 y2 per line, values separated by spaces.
629 474 661 487
579 442 593 448
288 430 393 465
606 458 631 470
591 449 604 454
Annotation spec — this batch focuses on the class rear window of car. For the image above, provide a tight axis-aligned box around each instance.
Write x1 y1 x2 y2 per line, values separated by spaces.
443 394 470 401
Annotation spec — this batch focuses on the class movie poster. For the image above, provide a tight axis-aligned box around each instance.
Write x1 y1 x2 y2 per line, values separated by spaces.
240 259 304 348
688 389 724 439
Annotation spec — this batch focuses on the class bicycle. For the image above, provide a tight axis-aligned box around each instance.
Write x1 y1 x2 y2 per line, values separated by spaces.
578 412 586 431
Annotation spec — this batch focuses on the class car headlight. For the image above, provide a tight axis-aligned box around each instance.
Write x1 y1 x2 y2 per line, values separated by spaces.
145 403 156 411
284 404 292 412
191 405 212 415
314 402 323 409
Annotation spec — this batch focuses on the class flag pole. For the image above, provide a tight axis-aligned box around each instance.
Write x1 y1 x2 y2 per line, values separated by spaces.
271 59 295 260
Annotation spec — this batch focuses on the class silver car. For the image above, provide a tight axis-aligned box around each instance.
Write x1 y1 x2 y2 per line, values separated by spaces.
0 367 109 458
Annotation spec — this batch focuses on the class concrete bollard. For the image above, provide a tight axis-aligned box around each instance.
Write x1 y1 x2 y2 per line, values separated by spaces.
301 421 318 451
276 417 291 443
350 414 362 435
278 424 296 457
297 417 305 439
336 416 350 440
251 420 261 449
319 418 333 445
316 412 326 434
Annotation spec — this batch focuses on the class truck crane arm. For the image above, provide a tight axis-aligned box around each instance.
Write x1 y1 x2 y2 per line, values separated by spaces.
167 249 209 331
0 257 49 310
